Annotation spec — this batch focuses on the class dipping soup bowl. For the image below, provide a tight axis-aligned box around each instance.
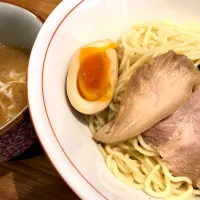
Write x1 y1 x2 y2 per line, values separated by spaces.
0 2 42 161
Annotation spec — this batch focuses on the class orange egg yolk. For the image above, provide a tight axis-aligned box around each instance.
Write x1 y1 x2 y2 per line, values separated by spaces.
77 45 115 101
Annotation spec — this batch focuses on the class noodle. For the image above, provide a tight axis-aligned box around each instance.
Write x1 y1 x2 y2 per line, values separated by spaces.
87 22 200 199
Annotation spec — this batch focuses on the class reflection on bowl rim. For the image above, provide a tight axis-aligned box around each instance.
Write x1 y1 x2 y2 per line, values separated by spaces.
0 2 43 136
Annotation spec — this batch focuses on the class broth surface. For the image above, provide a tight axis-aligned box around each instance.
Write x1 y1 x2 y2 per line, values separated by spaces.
0 44 30 129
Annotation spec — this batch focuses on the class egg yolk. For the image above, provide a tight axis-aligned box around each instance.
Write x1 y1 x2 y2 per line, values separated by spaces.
77 46 114 101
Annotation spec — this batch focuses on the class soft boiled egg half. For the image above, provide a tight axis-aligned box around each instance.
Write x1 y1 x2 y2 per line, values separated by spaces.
66 39 118 115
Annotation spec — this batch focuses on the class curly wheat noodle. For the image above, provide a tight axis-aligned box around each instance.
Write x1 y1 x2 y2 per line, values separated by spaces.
87 21 200 199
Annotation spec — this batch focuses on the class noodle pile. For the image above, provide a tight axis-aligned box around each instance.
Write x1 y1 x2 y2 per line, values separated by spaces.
87 22 200 199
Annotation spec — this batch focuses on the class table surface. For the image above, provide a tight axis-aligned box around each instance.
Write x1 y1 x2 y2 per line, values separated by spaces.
0 0 79 199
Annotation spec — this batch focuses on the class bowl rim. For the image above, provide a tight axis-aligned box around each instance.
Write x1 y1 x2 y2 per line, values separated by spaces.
28 0 110 199
0 1 43 135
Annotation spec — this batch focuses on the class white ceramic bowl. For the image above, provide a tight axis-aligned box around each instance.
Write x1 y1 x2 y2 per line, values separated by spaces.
28 0 200 199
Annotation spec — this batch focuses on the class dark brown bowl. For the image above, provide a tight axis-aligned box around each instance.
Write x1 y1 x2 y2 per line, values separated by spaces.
0 108 37 161
0 2 43 162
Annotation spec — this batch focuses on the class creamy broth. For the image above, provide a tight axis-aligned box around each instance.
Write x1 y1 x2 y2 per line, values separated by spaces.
0 44 30 128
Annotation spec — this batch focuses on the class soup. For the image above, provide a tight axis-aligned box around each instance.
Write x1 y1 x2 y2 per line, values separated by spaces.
0 44 30 129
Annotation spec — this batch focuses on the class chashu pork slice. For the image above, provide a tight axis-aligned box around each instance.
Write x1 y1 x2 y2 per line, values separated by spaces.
143 89 200 187
94 51 200 144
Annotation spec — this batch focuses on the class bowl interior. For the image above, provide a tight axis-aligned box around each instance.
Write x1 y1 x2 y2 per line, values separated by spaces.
28 0 200 199
0 3 42 49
